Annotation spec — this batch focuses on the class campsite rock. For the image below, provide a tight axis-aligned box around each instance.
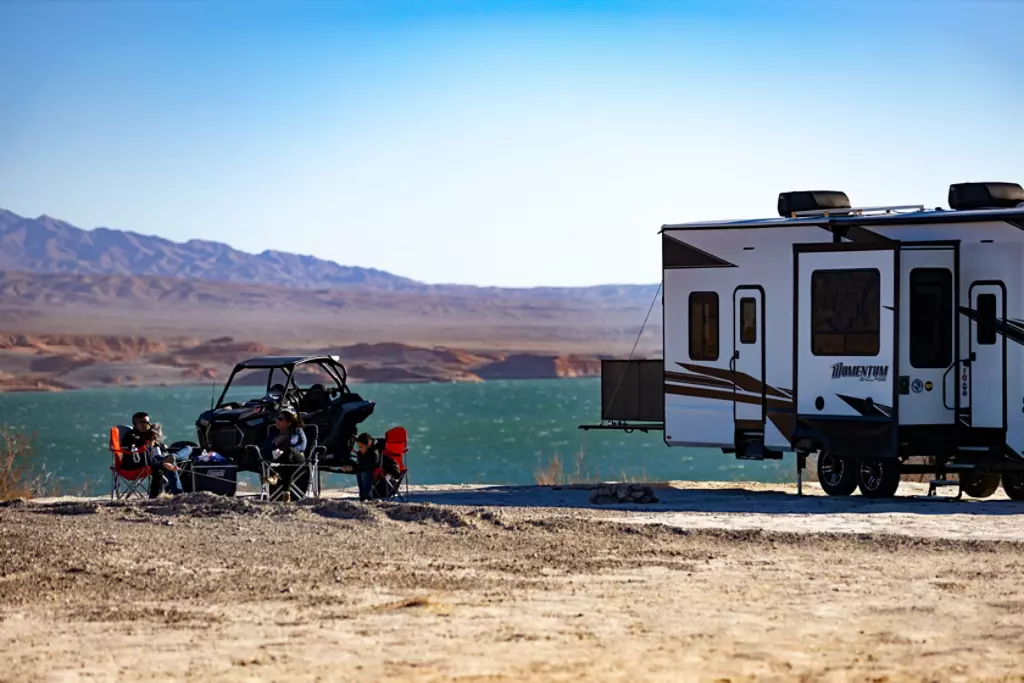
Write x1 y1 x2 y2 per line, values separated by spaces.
588 483 658 505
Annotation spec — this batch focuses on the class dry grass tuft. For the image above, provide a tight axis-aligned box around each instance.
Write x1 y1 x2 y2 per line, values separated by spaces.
534 448 595 486
0 426 55 500
533 447 648 486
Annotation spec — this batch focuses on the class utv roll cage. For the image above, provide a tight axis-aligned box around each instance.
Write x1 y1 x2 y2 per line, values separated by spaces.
214 355 352 410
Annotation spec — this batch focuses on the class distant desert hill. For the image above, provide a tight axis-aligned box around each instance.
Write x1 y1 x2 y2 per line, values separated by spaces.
0 208 662 391
0 208 657 301
0 334 613 392
0 208 416 291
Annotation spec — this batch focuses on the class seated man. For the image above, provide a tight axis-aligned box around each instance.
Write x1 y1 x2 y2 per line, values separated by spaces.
123 412 192 497
338 432 387 501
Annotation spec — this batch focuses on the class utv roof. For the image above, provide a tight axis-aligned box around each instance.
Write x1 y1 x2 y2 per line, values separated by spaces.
234 355 345 369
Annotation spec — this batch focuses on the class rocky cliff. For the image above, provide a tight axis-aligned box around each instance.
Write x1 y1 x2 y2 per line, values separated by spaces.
0 334 609 392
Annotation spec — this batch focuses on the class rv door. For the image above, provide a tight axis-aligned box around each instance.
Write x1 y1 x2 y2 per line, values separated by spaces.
967 281 1006 430
732 287 765 429
794 244 898 447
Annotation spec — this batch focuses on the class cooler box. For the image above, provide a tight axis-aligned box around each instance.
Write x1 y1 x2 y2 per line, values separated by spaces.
181 460 238 496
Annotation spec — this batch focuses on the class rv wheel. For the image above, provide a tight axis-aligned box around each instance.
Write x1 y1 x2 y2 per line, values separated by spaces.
960 473 1000 499
856 459 900 499
1001 473 1024 501
816 452 857 496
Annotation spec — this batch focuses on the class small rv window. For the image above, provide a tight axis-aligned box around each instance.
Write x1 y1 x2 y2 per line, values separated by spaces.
977 293 997 345
910 268 953 369
811 269 880 356
689 292 719 361
739 297 757 344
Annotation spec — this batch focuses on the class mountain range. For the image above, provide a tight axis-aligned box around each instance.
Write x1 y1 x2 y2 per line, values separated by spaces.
0 208 657 301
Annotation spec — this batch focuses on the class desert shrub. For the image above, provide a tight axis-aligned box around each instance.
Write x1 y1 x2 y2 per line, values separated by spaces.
0 426 55 500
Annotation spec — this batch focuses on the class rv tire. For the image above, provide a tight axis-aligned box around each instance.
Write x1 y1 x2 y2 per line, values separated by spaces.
856 459 900 499
816 452 857 496
960 473 1000 499
1001 473 1024 501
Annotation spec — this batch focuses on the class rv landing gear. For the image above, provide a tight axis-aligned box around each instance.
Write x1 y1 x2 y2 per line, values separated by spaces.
857 459 900 499
1001 473 1024 501
817 452 857 497
960 473 1000 499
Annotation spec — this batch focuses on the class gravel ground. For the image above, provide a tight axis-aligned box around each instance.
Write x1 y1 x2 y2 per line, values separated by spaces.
2 483 1024 682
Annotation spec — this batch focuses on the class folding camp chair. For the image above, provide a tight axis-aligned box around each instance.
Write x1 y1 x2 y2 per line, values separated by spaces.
109 425 152 501
254 424 325 502
370 426 408 502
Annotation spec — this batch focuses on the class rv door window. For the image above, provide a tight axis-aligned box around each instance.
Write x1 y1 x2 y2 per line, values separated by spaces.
689 292 719 361
739 297 757 344
910 268 953 369
977 293 997 345
811 269 880 356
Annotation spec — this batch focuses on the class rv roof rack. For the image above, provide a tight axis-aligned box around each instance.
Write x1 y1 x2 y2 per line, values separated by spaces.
789 204 926 218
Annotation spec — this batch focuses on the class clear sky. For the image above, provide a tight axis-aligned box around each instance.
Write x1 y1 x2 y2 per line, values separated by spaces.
1 0 1022 287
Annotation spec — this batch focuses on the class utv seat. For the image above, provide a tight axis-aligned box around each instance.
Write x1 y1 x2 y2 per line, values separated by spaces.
300 383 331 415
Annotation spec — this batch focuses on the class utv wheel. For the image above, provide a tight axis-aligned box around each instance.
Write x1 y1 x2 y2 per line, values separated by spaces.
960 473 1000 499
1001 473 1024 501
857 459 901 499
817 452 858 496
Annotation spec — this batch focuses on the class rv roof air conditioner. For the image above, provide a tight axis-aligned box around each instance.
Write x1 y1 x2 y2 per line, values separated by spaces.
777 190 851 217
948 182 1024 211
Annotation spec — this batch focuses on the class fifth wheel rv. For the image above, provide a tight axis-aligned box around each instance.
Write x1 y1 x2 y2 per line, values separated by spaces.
583 182 1024 500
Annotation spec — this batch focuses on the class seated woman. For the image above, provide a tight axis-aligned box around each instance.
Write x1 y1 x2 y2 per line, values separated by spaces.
338 432 395 501
261 410 307 502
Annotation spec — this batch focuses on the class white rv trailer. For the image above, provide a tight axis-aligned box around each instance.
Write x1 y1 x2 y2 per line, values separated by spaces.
585 182 1024 499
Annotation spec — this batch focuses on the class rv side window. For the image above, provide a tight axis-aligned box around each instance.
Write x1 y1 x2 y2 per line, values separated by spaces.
739 297 757 344
689 292 719 361
810 269 880 356
977 293 997 345
910 268 953 369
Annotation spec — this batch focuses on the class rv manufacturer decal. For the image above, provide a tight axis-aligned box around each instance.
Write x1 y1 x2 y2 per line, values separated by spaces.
830 363 889 382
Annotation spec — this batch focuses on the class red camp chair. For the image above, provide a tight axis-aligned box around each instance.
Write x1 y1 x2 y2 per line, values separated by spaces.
371 426 408 502
109 425 152 500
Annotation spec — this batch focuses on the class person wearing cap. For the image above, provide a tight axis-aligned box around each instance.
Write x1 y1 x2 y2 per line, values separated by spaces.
123 411 192 497
261 409 307 502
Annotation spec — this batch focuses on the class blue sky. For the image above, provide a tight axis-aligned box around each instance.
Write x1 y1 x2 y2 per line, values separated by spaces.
1 0 1022 287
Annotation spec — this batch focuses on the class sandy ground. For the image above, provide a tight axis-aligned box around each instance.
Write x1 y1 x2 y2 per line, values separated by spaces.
3 480 1024 682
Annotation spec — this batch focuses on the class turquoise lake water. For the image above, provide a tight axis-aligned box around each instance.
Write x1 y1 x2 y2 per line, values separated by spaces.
0 379 793 495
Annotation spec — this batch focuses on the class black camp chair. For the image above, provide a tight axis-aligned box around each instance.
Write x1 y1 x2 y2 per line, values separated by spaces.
249 424 324 502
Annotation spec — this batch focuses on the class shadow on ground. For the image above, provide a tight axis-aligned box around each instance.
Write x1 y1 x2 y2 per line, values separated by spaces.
393 484 1024 517
14 483 1024 519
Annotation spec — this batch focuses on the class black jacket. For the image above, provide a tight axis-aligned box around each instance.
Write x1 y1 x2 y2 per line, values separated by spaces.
355 440 383 473
123 424 164 452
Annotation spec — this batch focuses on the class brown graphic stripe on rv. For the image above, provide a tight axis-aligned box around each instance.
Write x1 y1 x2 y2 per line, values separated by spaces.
664 383 793 411
664 370 734 390
678 363 791 399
